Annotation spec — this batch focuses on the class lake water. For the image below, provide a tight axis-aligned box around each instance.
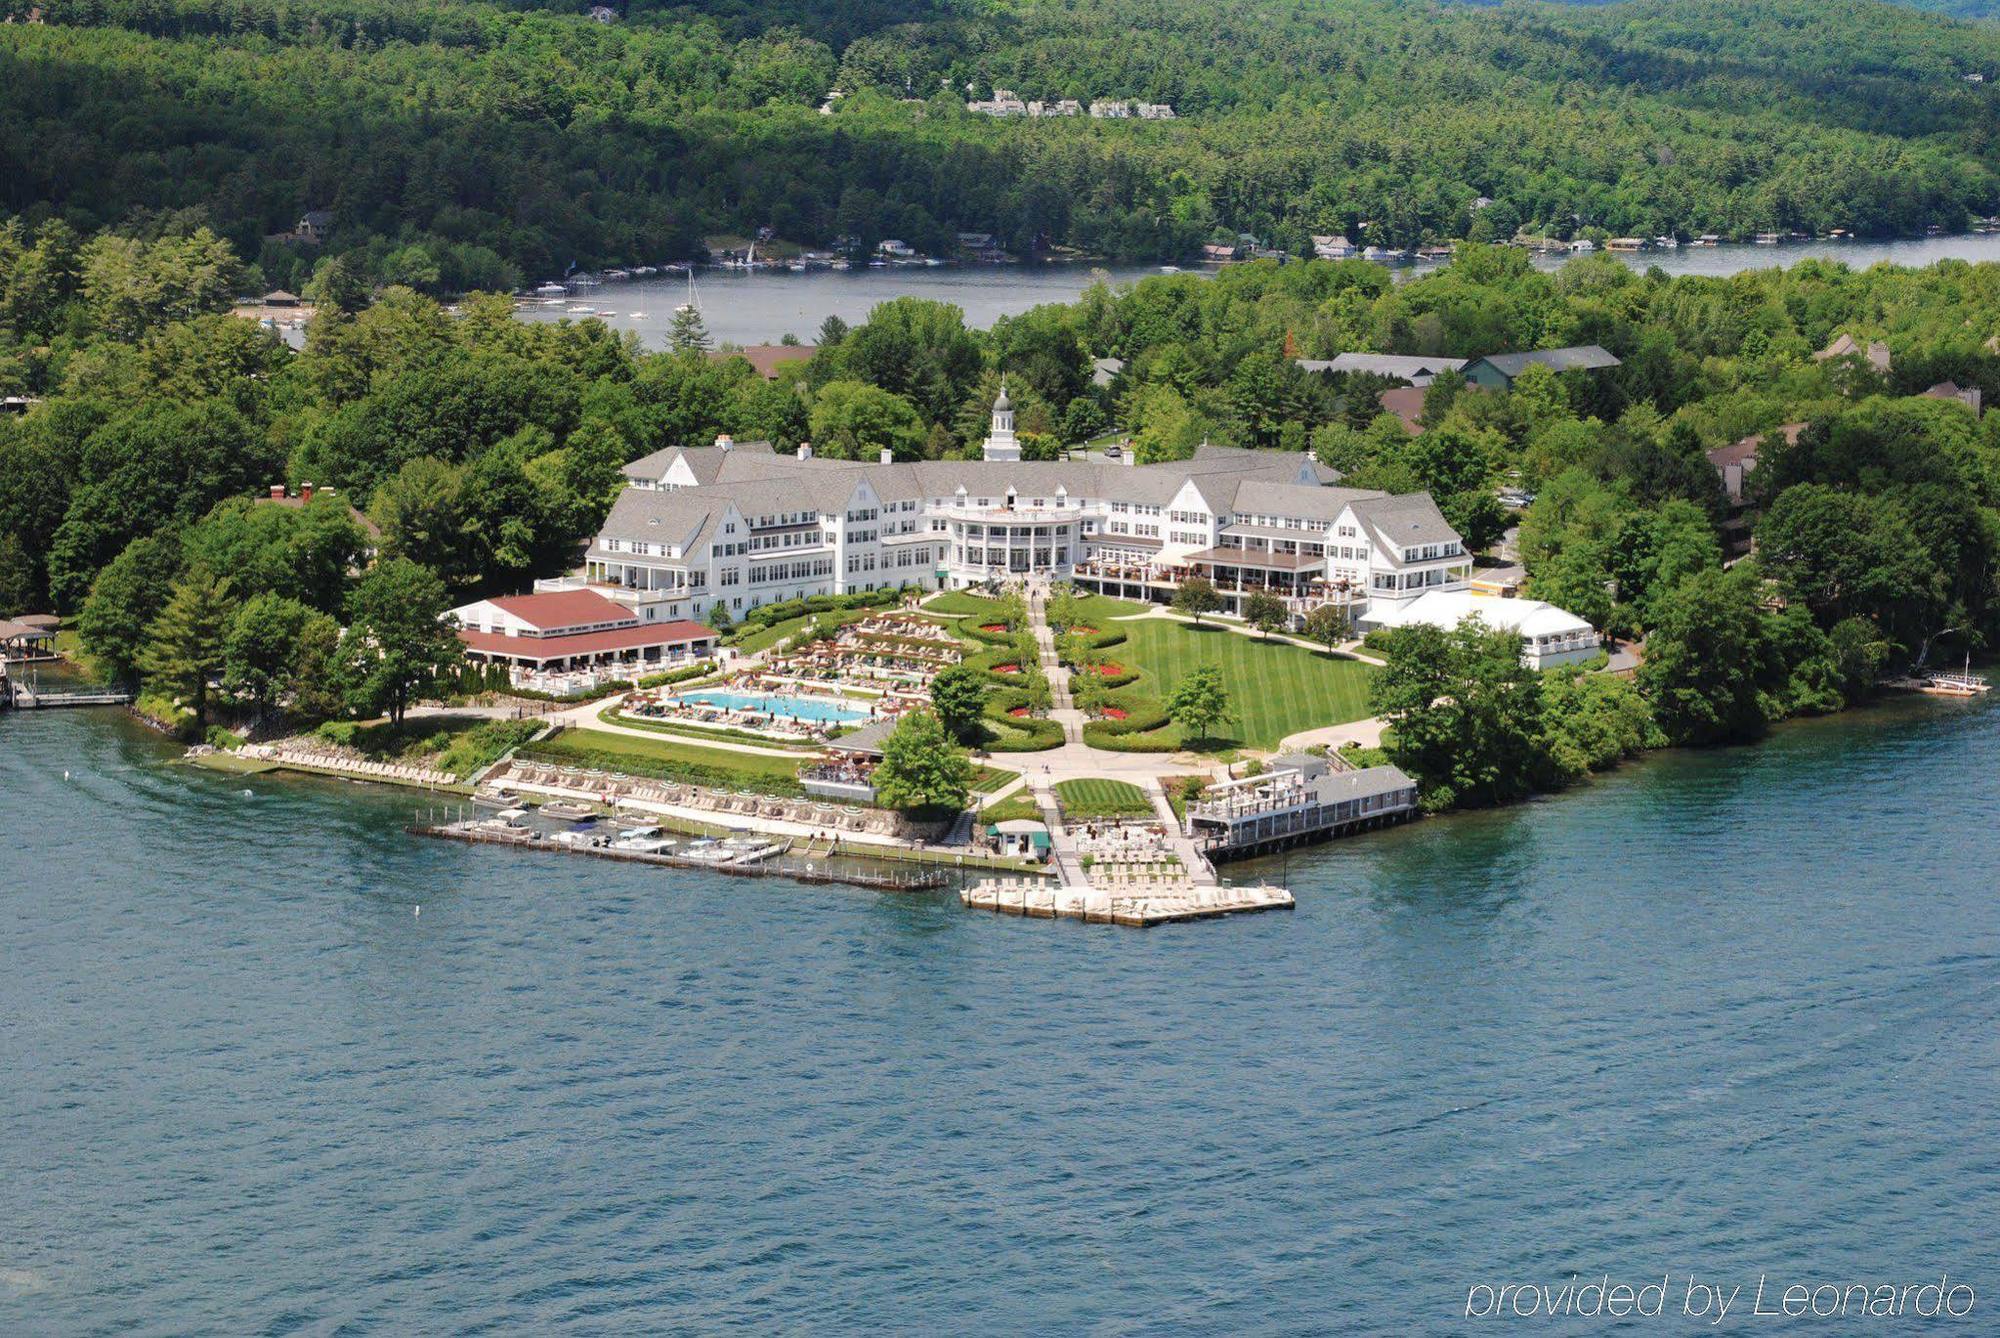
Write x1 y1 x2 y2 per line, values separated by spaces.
5 696 1997 1330
516 235 2000 349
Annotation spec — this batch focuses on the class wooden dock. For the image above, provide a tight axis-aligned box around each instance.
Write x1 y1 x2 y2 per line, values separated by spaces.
960 879 1293 927
6 686 135 710
409 821 952 891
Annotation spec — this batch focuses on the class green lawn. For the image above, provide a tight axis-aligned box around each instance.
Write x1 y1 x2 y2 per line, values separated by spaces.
1111 620 1377 750
1061 593 1150 624
1053 778 1154 820
523 726 808 791
731 607 873 655
922 590 1012 619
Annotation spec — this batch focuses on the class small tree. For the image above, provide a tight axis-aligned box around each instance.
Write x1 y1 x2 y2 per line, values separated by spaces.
1166 663 1231 746
224 592 317 712
871 709 974 814
1242 590 1288 639
341 558 462 726
1046 581 1082 633
139 565 238 729
1303 603 1349 653
668 304 712 353
929 663 991 744
1173 574 1221 626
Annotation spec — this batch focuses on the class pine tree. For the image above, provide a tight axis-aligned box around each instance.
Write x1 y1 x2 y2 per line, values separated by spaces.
139 566 237 729
669 304 712 353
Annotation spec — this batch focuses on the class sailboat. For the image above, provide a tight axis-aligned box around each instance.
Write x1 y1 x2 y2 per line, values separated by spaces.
675 268 702 315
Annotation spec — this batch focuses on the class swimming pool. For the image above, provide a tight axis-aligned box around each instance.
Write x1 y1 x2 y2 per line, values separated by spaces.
678 690 871 725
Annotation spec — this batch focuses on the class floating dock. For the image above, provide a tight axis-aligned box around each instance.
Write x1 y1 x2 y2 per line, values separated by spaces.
960 879 1293 927
410 819 952 891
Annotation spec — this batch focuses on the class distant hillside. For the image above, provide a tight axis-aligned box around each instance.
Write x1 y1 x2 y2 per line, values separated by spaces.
2 0 1998 290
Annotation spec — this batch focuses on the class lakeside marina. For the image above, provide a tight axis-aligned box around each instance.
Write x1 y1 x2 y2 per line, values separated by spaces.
514 233 2000 348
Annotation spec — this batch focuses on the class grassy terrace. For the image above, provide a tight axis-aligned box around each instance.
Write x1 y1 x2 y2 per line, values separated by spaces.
1053 779 1153 820
730 606 875 655
521 726 810 794
1102 620 1376 751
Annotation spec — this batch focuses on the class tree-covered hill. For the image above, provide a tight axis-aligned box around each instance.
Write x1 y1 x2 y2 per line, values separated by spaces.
3 0 1999 290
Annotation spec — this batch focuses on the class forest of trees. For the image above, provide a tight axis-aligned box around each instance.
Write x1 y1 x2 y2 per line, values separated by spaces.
3 0 1999 290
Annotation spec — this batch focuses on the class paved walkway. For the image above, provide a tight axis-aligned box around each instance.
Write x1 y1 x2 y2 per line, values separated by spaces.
547 698 826 758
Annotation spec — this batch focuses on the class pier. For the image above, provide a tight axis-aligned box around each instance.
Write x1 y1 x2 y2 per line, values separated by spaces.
5 684 136 710
409 817 953 891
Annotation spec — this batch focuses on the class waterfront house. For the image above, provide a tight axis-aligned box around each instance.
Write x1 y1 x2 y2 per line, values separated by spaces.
1201 242 1240 263
1459 346 1620 391
1186 754 1419 859
450 589 716 681
1311 235 1355 259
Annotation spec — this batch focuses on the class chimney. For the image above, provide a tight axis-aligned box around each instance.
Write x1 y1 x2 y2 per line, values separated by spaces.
269 484 286 499
796 441 813 460
715 433 733 451
879 447 893 464
301 481 316 502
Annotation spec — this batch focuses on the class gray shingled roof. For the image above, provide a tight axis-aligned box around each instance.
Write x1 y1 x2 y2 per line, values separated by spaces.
1470 346 1620 378
1230 480 1386 523
1296 353 1468 381
1349 493 1459 556
597 488 721 552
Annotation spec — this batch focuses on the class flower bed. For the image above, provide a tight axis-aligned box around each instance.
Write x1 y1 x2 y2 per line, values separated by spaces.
1009 705 1033 718
979 623 1010 634
1098 706 1128 720
994 663 1023 675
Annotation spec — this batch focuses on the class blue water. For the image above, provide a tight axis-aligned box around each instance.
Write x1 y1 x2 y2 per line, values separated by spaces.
4 699 1997 1331
678 689 870 724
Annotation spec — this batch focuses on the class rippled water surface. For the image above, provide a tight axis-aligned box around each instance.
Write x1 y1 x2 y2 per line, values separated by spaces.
4 701 1997 1332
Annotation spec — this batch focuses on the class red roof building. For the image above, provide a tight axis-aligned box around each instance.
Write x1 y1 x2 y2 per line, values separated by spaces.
449 589 717 670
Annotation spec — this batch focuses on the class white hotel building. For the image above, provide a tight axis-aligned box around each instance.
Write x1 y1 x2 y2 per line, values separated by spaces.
553 392 1476 631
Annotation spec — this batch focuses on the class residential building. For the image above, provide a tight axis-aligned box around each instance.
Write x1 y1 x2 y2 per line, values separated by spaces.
1923 380 1983 416
1200 242 1240 263
1814 334 1892 374
709 344 816 380
569 394 1472 628
1296 353 1467 386
1459 345 1620 390
1311 235 1356 259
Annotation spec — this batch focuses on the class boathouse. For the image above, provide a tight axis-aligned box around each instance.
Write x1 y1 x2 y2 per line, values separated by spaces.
1186 754 1418 860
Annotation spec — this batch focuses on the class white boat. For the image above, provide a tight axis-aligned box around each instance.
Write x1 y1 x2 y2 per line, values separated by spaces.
1159 264 1181 273
495 807 530 822
629 311 647 319
788 262 807 273
534 283 567 296
613 825 678 853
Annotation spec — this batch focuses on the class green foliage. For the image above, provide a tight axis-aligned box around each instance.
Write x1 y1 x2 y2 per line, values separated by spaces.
1241 590 1288 638
339 557 461 725
76 533 181 682
1638 565 1794 746
1172 575 1222 625
138 565 237 728
928 662 991 744
1165 662 1230 745
871 708 974 814
1369 617 1547 811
